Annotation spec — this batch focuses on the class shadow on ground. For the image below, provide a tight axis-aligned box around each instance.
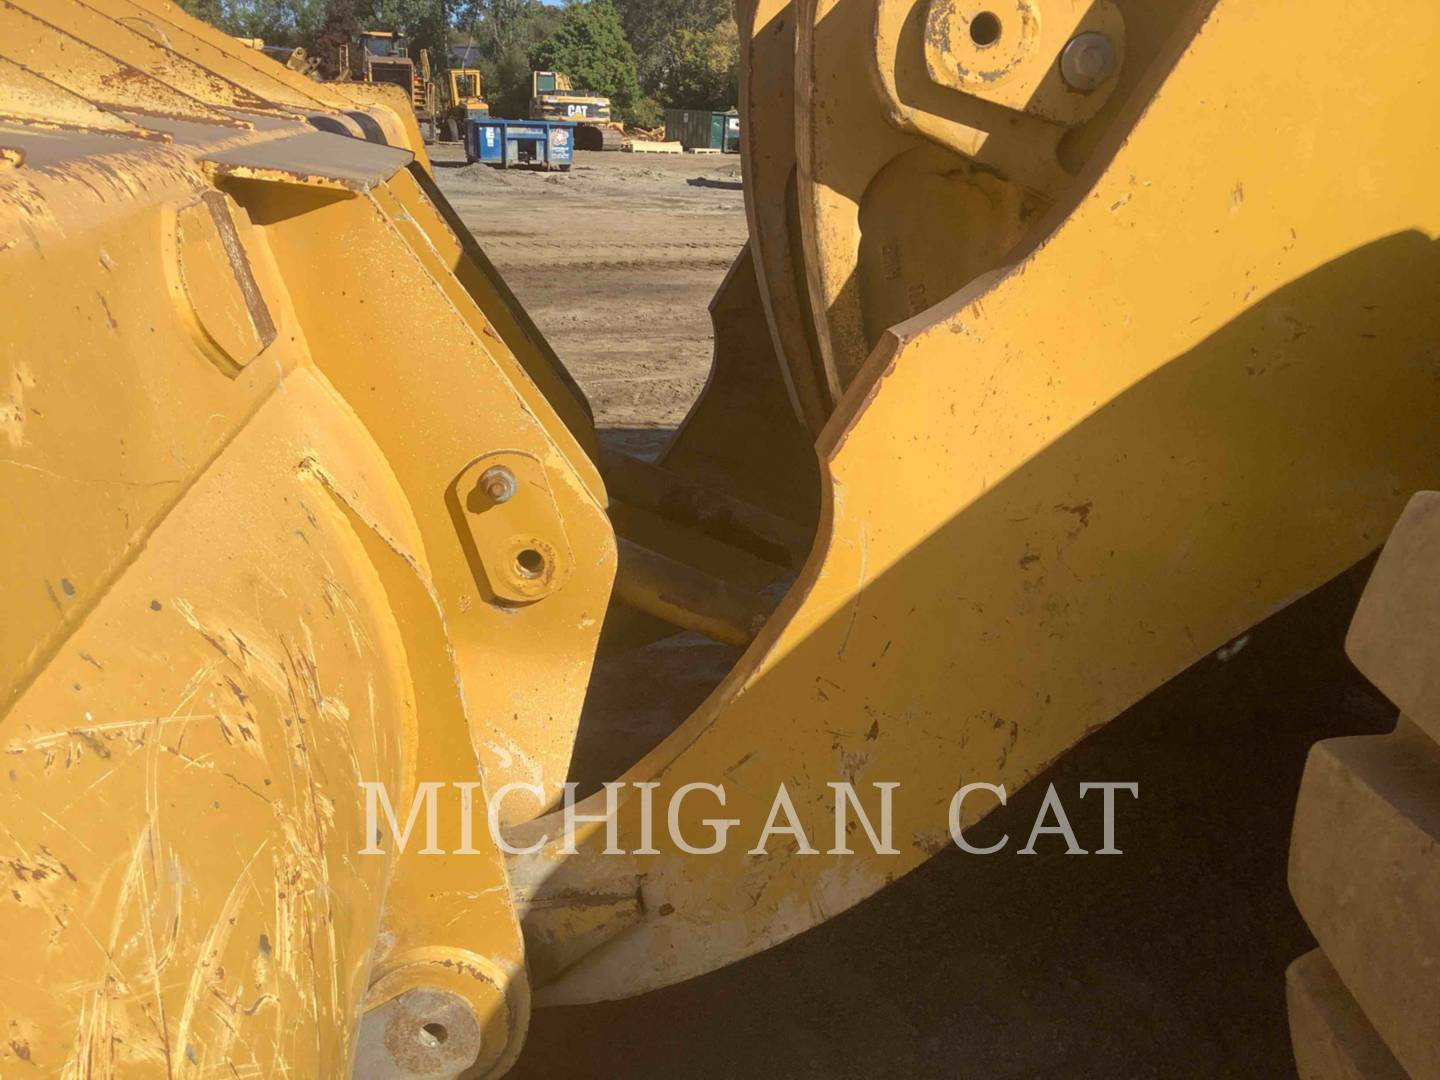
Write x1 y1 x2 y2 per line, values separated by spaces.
596 425 678 462
514 565 1392 1078
687 176 745 191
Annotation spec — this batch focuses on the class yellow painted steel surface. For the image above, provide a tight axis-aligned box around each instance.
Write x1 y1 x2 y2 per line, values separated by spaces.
3 0 1440 1074
512 0 1440 1004
0 1 605 1074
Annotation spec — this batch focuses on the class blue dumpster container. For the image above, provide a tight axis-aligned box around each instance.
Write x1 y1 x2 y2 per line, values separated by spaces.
465 118 575 171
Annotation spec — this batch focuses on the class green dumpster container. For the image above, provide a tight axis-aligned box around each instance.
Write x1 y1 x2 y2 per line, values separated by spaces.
664 108 741 152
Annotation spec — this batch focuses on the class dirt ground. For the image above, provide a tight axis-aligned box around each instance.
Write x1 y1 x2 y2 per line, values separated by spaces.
430 146 1389 1079
432 144 747 459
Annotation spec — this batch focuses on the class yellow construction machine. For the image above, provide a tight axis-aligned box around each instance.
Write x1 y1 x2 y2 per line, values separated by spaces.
530 70 625 150
0 0 1436 1077
236 36 319 77
353 29 437 142
441 67 490 143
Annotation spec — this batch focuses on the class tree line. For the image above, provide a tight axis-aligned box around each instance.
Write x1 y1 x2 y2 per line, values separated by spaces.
178 0 739 126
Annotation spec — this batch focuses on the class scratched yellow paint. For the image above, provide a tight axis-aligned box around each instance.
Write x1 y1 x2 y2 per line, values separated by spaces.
4 0 1440 1074
0 3 564 1074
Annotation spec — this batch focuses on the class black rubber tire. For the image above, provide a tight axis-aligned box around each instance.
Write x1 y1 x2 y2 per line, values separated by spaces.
1287 722 1440 1078
1286 494 1440 1079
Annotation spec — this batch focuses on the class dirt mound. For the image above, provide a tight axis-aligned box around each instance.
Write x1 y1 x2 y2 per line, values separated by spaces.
451 162 512 187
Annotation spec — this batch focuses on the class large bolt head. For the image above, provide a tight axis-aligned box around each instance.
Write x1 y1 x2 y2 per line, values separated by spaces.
1060 31 1116 92
479 466 517 504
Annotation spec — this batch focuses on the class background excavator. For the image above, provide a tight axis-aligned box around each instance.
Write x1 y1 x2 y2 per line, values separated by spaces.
0 0 1435 1077
529 70 626 151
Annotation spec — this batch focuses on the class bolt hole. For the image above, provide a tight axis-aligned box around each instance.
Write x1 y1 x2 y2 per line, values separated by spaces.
418 1022 449 1048
515 548 546 579
969 10 1002 46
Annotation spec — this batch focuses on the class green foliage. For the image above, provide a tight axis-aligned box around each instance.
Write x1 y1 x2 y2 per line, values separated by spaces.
353 0 452 70
371 0 449 53
175 0 741 120
456 0 557 53
178 0 227 25
529 0 646 124
611 0 730 92
184 0 326 44
627 94 663 130
409 2 454 70
479 42 538 118
312 0 358 76
651 21 737 111
176 0 449 64
456 0 562 118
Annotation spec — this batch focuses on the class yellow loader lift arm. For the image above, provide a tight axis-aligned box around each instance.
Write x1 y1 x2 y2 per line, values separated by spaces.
0 0 1436 1077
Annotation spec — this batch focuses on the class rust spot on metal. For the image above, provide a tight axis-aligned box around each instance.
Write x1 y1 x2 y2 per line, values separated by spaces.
200 190 277 346
1055 501 1093 529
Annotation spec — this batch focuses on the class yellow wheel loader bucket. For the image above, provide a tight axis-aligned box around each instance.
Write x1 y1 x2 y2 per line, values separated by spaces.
1 0 1437 1076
